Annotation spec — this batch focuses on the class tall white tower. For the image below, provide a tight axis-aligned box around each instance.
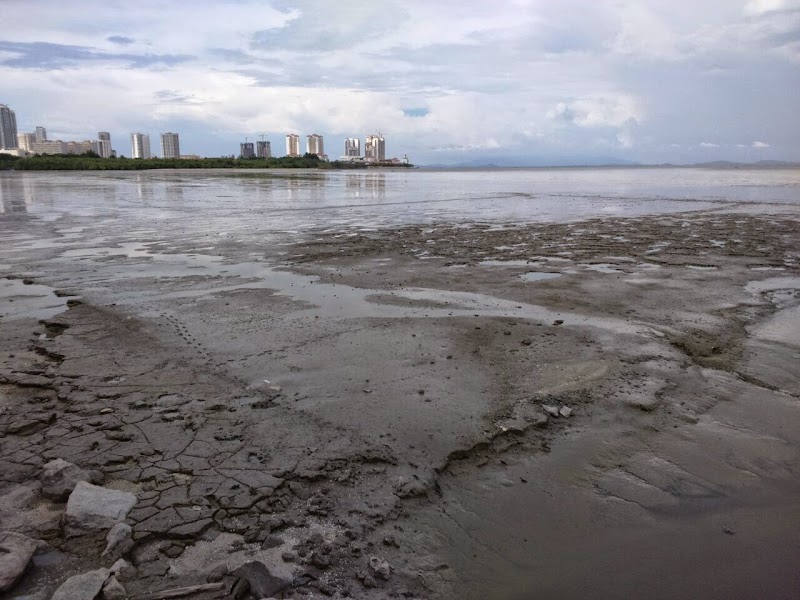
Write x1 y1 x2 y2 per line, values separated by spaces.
130 133 151 159
160 132 180 159
286 134 300 157
306 134 324 157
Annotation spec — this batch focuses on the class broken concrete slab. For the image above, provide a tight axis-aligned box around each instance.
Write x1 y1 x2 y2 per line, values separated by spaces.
0 531 38 592
50 568 110 600
65 482 137 532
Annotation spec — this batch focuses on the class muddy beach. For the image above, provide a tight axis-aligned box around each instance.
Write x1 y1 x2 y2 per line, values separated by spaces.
1 169 799 599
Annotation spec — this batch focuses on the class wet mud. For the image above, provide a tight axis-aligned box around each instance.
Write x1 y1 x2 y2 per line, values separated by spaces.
1 202 799 599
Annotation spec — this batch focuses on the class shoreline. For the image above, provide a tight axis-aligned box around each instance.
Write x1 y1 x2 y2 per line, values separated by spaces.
1 198 799 598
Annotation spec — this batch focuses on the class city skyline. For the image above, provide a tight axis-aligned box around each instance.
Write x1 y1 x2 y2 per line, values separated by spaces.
0 1 796 165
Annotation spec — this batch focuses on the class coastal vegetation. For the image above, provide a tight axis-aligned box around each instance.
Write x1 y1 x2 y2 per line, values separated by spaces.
0 152 412 171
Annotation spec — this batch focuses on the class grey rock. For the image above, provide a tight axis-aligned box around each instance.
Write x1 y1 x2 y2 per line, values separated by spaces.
41 459 92 501
110 558 136 580
101 575 127 600
542 404 560 418
231 561 292 598
102 522 133 557
0 531 38 592
207 563 228 583
66 482 137 532
368 556 392 580
559 406 573 418
51 568 110 600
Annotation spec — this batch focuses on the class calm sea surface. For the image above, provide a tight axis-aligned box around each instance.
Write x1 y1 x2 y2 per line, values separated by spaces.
1 168 798 233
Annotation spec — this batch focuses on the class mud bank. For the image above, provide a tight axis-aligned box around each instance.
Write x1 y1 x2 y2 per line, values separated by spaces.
1 210 799 599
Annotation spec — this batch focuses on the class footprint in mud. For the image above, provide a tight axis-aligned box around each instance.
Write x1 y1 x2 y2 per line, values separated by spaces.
161 313 213 364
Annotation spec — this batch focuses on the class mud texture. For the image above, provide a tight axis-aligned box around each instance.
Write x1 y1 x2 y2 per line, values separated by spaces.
1 209 799 599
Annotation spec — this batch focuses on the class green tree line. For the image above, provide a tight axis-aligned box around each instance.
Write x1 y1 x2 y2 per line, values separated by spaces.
0 152 411 171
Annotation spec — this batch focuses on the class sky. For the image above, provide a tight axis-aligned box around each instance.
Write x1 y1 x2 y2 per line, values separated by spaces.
1 0 799 165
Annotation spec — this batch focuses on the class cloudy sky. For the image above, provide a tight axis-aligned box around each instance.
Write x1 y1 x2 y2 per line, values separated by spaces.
1 0 798 164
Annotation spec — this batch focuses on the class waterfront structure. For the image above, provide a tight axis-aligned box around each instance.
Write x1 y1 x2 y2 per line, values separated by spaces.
65 140 98 155
257 140 271 159
130 133 151 159
17 133 36 152
285 134 300 157
34 126 47 143
240 142 255 159
160 132 180 159
306 134 324 157
364 134 385 162
345 138 360 157
97 132 112 158
0 104 19 149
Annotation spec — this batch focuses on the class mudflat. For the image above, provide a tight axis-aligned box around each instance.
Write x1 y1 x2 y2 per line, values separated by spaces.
1 170 799 599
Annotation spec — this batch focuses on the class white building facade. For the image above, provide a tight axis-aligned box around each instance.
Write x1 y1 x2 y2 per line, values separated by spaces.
130 133 151 159
160 132 180 159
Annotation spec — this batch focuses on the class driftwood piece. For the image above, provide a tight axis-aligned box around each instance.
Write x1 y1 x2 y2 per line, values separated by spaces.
131 582 226 600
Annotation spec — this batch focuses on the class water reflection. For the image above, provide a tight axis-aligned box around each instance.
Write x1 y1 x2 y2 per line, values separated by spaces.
346 173 386 201
0 174 31 214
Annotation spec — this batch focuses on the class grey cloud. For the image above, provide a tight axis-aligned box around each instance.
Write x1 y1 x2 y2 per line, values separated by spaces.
107 35 135 45
0 40 192 69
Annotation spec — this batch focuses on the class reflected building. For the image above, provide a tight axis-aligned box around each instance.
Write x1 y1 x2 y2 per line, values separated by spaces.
0 175 30 214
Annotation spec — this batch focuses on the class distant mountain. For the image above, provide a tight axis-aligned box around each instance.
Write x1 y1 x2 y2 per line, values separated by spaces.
690 160 800 168
421 155 641 168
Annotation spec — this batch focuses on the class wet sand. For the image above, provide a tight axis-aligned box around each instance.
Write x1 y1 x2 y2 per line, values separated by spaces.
1 174 799 598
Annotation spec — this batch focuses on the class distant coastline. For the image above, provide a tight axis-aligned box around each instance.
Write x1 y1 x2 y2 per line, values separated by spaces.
0 153 414 171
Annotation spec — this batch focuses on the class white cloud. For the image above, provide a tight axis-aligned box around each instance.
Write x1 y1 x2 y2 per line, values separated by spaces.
0 0 798 163
752 140 770 147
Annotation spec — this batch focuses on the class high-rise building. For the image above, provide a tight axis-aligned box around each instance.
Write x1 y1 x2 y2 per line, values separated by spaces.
345 138 360 157
34 126 47 143
17 133 35 152
97 132 112 158
306 134 324 157
257 140 271 158
65 140 99 155
130 133 151 159
364 134 385 162
240 142 255 158
0 104 19 149
160 132 180 159
285 134 300 157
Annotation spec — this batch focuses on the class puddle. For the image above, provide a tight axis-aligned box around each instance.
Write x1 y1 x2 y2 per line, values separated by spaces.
583 264 624 274
520 272 562 282
0 278 70 321
479 260 531 267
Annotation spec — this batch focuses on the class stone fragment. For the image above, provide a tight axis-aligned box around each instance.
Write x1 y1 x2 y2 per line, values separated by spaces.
542 404 560 418
559 406 573 418
207 564 228 583
51 568 110 600
103 523 133 558
0 531 38 592
101 575 127 600
231 561 292 598
368 556 391 580
110 558 136 580
66 482 137 532
41 458 92 501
